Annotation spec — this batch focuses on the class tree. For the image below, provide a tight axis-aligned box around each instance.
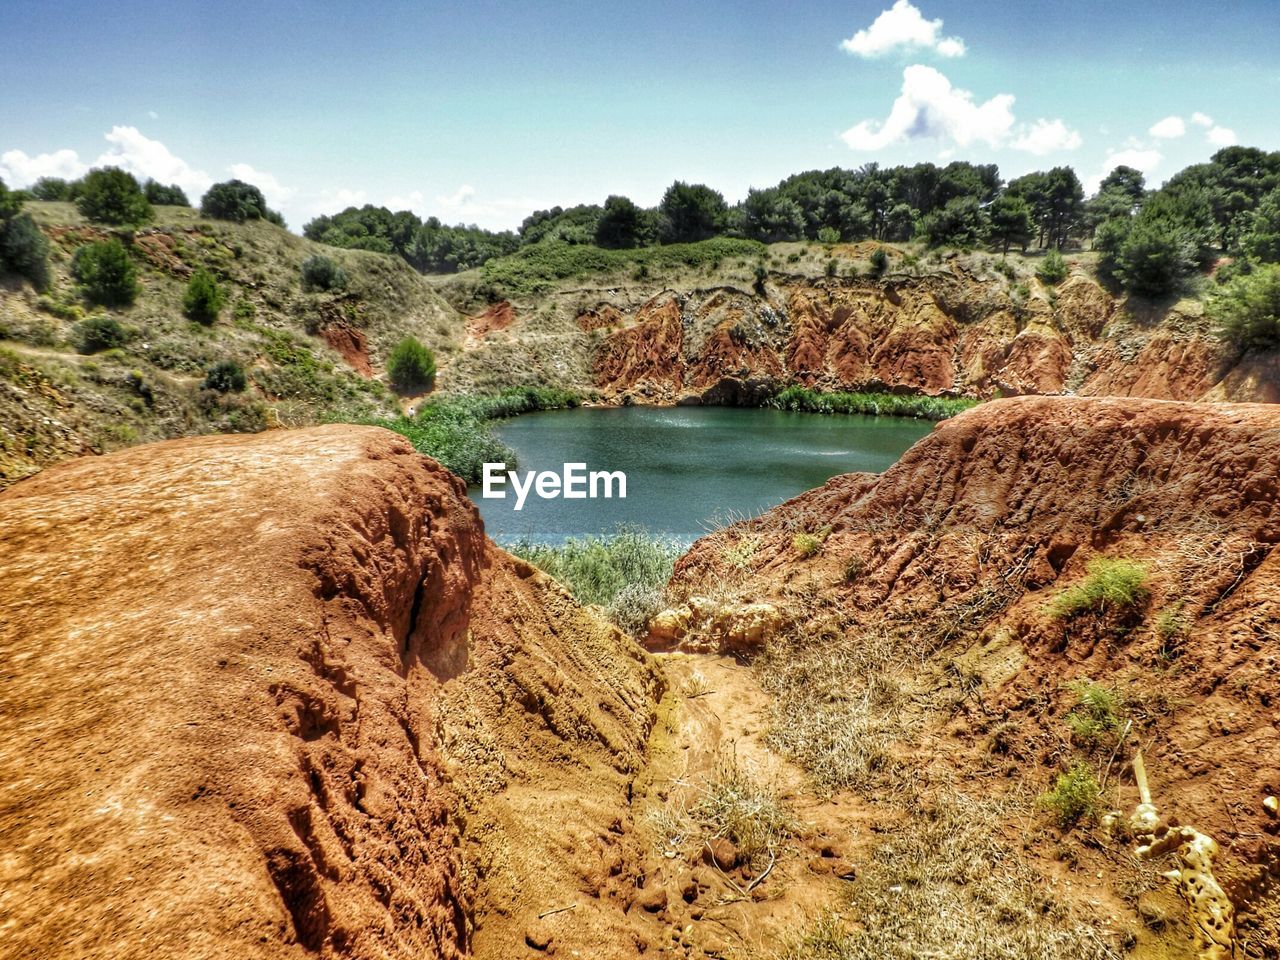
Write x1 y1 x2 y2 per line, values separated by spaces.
1111 217 1199 298
201 180 281 223
0 214 51 291
30 177 73 201
203 360 247 393
76 315 132 353
0 177 21 219
144 179 190 206
986 195 1034 254
75 167 153 226
184 267 225 324
387 336 436 392
1211 263 1280 351
658 181 727 244
1008 167 1085 249
595 195 645 249
1243 189 1280 263
71 238 139 306
740 188 805 243
1098 166 1146 205
918 196 983 248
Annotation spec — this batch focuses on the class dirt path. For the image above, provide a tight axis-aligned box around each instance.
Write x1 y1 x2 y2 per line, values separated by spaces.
627 653 874 958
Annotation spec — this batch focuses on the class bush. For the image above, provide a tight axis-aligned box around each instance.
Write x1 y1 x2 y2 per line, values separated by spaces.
183 267 225 324
817 226 840 245
1212 262 1280 352
1047 558 1148 619
75 168 152 226
1038 763 1101 828
792 530 827 558
143 180 189 206
203 359 247 393
869 247 888 276
509 525 681 632
1243 189 1280 264
30 177 72 201
1036 249 1068 285
1065 679 1125 747
0 213 51 290
300 254 347 292
200 180 282 224
76 315 131 353
386 336 436 392
71 238 139 306
769 385 976 421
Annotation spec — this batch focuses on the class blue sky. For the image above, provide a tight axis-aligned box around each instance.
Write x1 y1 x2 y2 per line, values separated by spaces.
2 0 1277 230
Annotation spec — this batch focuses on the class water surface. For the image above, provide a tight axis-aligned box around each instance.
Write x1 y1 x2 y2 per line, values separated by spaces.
471 406 931 543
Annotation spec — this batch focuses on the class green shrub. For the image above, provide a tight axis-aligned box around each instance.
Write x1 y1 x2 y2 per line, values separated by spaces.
232 298 256 321
1064 679 1125 746
30 177 73 201
365 386 580 482
300 254 347 292
1047 558 1148 619
386 336 436 392
200 179 281 224
203 359 247 392
75 167 152 226
143 180 189 206
825 258 838 278
869 247 888 276
792 530 827 558
0 213 51 291
817 226 840 245
71 239 139 306
509 525 681 632
183 267 225 324
1036 249 1068 285
76 315 132 354
1212 262 1280 352
768 385 976 421
1038 763 1101 828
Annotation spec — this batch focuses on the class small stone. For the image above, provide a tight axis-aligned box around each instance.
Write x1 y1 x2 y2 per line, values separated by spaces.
525 919 554 950
829 857 857 880
1264 796 1279 818
637 884 668 913
702 838 739 870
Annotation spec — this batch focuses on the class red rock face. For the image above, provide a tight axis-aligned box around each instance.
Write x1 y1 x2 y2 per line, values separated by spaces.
671 396 1280 880
592 293 686 400
0 425 660 960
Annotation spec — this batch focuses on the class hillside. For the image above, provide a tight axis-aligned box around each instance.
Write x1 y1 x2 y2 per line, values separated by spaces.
439 241 1278 405
0 202 464 485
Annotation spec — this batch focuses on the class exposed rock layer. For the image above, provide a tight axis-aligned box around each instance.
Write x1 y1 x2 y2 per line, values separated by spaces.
0 425 660 959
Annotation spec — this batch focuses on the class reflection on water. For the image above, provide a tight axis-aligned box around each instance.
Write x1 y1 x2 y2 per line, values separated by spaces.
471 405 931 544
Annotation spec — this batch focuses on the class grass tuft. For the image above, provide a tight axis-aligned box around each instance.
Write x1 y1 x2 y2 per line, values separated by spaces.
1047 558 1148 620
1038 762 1102 829
769 385 977 421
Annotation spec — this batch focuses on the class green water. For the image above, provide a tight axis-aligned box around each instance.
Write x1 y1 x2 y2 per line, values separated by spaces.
470 406 931 544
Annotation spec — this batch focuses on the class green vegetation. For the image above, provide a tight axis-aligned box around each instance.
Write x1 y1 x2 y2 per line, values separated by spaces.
76 315 132 354
200 179 283 225
478 237 763 297
183 267 225 324
75 167 152 226
985 194 1034 254
143 180 189 206
1212 262 1280 351
1037 762 1102 828
1047 558 1148 619
792 529 828 558
509 525 681 634
768 385 977 421
299 253 347 292
659 181 729 243
1064 679 1125 747
1036 249 1068 285
203 359 247 393
0 188 50 290
369 386 581 482
71 238 139 306
386 336 436 393
869 246 888 276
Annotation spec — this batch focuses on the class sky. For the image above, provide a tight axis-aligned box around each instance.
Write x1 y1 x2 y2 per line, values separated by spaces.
2 0 1278 231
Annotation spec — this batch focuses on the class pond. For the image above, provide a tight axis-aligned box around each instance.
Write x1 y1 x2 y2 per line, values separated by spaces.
470 405 932 544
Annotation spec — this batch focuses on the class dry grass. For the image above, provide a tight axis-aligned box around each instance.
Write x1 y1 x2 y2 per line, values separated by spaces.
692 750 797 867
774 791 1121 960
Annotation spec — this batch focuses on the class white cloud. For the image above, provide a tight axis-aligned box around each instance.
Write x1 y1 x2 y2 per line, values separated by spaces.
1190 112 1214 128
840 1 965 58
841 65 1079 155
0 147 86 184
1148 115 1186 139
1206 125 1236 147
97 126 212 198
1012 118 1083 155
